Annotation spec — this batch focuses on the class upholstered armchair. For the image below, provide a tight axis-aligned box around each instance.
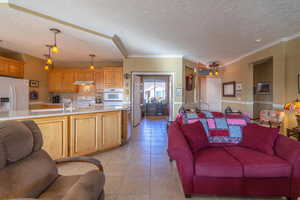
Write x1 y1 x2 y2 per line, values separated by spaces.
0 120 105 200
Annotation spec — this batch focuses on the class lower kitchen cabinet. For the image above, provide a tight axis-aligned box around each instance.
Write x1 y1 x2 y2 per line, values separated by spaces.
97 111 122 150
32 117 68 160
70 114 98 156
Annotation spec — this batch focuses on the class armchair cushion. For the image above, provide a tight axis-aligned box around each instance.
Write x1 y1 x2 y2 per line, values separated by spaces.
22 120 43 152
0 120 34 162
39 170 104 200
194 147 243 178
240 123 278 155
0 150 58 199
225 146 291 178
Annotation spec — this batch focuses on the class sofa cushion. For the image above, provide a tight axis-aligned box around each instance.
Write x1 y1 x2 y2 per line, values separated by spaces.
194 147 243 178
181 121 209 152
0 150 58 199
0 120 34 162
240 123 278 155
225 146 291 178
39 170 104 200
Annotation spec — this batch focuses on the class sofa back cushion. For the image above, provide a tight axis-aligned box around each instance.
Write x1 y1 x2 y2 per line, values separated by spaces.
181 121 209 152
240 123 279 155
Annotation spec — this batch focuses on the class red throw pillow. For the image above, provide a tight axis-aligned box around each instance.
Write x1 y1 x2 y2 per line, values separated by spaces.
181 121 209 152
240 123 279 155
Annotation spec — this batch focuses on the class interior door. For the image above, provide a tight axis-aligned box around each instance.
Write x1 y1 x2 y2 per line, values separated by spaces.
206 78 222 112
133 75 142 127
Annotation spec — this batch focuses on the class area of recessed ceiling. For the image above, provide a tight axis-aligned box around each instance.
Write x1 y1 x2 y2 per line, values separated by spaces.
3 0 300 64
0 4 124 65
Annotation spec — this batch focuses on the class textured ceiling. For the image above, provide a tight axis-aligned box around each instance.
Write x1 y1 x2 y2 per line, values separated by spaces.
3 0 300 64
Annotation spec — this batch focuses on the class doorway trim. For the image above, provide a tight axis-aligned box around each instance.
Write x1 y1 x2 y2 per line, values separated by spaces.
131 72 175 122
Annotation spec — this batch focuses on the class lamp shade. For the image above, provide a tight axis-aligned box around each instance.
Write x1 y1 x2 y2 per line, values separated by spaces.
284 99 300 115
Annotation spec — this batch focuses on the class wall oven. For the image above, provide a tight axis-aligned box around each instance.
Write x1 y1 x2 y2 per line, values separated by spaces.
103 88 124 101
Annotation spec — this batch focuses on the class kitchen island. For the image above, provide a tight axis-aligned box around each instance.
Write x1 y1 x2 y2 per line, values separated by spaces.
0 105 131 160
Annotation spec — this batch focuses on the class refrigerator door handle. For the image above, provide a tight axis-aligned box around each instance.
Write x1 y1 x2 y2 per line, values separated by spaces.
13 86 17 110
9 85 14 111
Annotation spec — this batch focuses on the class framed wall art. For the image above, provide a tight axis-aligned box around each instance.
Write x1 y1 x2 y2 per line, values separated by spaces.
222 81 236 97
29 80 39 88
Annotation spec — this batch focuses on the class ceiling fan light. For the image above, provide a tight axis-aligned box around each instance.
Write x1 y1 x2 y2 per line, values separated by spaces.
209 71 213 76
215 71 219 76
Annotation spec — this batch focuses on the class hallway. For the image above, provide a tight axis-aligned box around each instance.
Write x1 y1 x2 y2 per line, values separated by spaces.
58 117 282 200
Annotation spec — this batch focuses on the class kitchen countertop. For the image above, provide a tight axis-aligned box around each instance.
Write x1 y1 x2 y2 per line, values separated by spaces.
0 105 129 121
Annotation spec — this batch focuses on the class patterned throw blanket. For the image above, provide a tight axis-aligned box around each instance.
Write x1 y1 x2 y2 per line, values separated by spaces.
182 111 249 144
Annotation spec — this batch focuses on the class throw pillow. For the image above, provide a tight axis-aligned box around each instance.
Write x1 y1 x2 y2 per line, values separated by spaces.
240 123 279 155
181 121 209 152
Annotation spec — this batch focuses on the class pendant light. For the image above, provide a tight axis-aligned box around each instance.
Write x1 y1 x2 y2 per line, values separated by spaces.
49 28 61 54
43 55 50 71
44 45 53 71
45 44 53 65
89 54 96 70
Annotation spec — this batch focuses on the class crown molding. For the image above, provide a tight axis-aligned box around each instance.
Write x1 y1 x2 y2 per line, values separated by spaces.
224 31 300 66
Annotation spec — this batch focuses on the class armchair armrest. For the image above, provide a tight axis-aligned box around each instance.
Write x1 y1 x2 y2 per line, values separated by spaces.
55 157 103 172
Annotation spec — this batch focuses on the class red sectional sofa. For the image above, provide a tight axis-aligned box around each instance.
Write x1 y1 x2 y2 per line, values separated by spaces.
167 121 300 199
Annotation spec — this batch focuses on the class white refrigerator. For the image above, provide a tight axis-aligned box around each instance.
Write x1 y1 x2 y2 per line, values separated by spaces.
0 77 29 112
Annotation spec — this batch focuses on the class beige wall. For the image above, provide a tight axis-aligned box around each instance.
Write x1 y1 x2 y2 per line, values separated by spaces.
183 58 198 104
222 36 300 130
22 54 49 103
123 57 183 119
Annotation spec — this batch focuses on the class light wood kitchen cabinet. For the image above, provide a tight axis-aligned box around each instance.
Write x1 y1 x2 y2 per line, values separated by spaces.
75 70 94 81
48 70 63 92
0 56 24 78
48 67 123 92
70 114 98 156
99 111 122 150
61 71 77 92
32 117 68 160
103 67 123 88
48 70 77 92
94 69 104 91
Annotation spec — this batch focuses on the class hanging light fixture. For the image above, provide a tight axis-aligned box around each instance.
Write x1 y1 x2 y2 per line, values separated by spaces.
45 44 53 65
49 28 61 54
89 54 96 70
44 45 54 71
43 55 50 71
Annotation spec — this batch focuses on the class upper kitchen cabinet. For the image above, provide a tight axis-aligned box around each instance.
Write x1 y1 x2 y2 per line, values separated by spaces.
75 69 94 81
0 56 24 78
104 67 123 88
94 69 104 91
48 69 77 93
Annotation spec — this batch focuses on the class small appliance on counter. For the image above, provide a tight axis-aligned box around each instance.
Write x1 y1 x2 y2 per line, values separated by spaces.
103 88 124 106
95 96 102 104
52 95 61 104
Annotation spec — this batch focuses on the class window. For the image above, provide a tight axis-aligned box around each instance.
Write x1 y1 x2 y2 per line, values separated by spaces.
144 80 166 103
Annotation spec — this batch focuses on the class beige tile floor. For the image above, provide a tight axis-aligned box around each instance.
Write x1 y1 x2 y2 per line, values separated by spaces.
58 116 287 200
